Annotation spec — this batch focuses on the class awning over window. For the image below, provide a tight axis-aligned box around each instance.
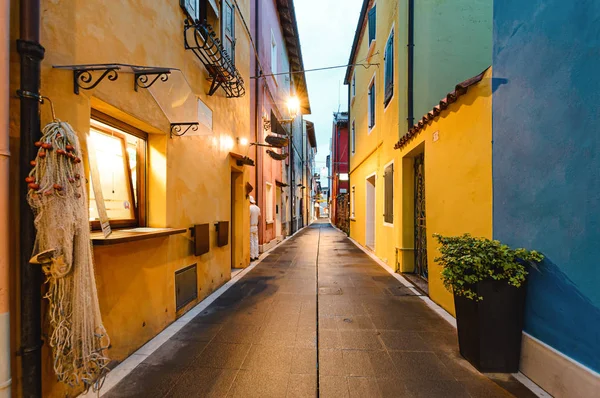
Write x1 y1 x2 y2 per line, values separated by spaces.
52 63 213 137
229 152 255 167
146 70 213 137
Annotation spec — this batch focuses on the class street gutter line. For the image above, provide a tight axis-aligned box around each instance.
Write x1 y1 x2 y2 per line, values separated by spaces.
331 223 550 398
80 224 312 398
315 223 321 397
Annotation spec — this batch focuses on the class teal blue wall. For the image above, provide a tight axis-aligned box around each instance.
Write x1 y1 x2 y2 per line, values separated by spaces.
413 0 492 120
493 0 600 373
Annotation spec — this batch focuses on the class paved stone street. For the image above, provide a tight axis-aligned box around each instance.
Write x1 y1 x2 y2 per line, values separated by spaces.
104 222 536 397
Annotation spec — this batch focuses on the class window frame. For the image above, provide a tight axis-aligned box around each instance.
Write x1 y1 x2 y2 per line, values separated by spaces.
383 161 394 226
180 0 200 22
368 75 376 132
368 4 377 45
90 110 147 231
351 72 356 99
221 0 236 66
351 119 356 155
383 26 394 108
265 181 274 223
351 185 356 219
271 29 278 81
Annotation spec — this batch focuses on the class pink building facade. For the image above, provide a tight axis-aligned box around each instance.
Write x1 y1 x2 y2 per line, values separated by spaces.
250 0 310 252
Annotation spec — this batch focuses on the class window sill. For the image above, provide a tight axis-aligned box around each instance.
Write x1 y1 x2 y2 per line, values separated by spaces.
91 227 187 246
266 220 274 225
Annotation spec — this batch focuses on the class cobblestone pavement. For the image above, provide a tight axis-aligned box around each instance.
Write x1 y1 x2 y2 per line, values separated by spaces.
104 222 537 397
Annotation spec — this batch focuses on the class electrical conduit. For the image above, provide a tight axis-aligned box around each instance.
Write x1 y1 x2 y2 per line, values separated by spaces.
0 0 11 395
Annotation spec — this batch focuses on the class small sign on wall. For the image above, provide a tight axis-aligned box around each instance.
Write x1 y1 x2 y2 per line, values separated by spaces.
432 130 440 142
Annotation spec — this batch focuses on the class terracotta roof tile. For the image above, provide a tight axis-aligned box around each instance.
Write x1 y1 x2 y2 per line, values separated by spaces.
395 67 490 150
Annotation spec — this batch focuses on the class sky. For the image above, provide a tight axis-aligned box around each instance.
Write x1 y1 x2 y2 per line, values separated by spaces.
294 0 364 188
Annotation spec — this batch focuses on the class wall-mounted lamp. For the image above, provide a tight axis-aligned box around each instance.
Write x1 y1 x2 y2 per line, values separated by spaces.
287 96 300 117
237 137 249 146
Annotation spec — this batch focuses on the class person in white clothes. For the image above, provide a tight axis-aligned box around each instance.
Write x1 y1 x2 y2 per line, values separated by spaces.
249 196 261 261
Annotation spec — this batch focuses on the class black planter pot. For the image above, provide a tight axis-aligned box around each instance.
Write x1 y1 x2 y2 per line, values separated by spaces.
454 278 527 373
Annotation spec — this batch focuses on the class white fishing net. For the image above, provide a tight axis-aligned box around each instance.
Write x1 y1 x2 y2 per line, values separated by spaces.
26 121 110 392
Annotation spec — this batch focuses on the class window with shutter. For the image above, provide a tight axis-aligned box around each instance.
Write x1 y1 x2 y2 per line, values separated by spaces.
180 0 199 21
368 5 377 44
351 120 356 154
222 0 236 65
384 163 393 224
384 29 394 106
351 186 356 218
368 80 375 129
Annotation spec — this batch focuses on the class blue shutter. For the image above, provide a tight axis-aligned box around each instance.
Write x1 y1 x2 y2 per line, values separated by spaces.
368 6 376 44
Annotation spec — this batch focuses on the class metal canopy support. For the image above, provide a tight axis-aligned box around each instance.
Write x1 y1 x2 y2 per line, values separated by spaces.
134 70 171 91
170 122 200 138
53 63 176 94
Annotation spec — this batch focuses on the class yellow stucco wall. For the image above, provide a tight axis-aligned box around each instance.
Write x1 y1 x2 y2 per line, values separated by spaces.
349 0 402 271
9 1 253 396
396 68 493 314
349 1 493 317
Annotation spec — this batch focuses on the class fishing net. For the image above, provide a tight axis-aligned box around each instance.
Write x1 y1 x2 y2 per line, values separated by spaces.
26 121 110 392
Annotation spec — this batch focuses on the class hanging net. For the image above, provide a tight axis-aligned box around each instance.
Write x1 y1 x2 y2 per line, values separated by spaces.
26 121 110 392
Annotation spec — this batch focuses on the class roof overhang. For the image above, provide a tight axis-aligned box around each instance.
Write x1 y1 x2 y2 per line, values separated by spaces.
394 68 489 150
276 0 311 114
344 0 371 85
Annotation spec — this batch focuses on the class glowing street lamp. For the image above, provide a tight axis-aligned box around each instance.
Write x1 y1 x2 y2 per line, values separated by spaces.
287 96 300 119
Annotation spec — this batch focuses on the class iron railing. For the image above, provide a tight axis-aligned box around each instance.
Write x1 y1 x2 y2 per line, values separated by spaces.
184 20 245 98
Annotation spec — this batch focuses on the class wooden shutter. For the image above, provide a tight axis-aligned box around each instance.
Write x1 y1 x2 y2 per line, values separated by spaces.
368 6 376 44
180 0 199 21
369 83 375 128
222 0 236 64
384 31 394 105
384 164 393 223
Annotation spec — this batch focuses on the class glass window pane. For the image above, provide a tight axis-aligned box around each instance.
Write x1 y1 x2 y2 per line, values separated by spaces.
89 120 138 222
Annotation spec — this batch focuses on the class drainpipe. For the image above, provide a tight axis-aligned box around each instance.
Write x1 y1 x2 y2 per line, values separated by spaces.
17 0 45 396
0 1 11 396
407 0 415 131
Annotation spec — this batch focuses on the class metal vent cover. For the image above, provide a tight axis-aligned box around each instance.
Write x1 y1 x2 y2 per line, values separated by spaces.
175 264 198 310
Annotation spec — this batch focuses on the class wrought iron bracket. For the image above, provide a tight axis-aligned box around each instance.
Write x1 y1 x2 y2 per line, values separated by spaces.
170 122 200 138
134 70 171 91
53 64 177 95
73 66 120 95
249 142 278 148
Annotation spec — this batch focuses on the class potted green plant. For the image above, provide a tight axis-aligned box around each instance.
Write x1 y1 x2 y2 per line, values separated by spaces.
433 233 543 373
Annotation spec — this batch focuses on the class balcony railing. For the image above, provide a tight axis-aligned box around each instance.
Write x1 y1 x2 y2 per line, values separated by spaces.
184 20 245 98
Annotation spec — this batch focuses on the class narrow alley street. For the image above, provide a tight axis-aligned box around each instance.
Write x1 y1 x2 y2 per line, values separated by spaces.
103 222 536 398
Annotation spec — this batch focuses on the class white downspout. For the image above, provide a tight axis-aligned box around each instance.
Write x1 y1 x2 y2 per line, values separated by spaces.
0 0 11 396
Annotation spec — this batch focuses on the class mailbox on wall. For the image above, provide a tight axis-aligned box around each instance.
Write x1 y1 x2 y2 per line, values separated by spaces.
192 224 210 256
215 221 229 247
